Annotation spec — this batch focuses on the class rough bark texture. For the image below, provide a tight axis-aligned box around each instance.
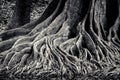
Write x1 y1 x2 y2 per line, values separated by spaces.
0 0 120 79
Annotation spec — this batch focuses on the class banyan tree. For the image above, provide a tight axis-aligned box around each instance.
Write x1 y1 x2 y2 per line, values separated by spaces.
0 0 120 78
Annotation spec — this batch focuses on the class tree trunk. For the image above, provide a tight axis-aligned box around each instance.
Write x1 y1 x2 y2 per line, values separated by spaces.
7 0 32 29
0 0 120 78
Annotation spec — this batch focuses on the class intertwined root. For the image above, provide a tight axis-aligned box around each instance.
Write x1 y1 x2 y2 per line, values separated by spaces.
0 18 120 76
0 0 120 78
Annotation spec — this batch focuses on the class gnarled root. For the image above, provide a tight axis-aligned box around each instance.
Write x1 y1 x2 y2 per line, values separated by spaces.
0 0 120 78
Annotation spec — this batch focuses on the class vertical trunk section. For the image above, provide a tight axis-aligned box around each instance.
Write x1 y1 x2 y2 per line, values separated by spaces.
7 0 32 29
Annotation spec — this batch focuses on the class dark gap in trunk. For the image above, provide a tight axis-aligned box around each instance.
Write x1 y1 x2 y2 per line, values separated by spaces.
84 13 90 33
111 30 115 38
82 14 90 48
117 26 120 39
86 51 91 60
68 0 91 38
106 0 118 34
79 0 91 20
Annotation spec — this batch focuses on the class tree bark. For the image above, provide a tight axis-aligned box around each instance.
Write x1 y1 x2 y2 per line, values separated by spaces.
0 0 120 78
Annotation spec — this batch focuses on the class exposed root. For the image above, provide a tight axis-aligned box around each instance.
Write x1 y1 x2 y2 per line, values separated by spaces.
0 0 120 78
